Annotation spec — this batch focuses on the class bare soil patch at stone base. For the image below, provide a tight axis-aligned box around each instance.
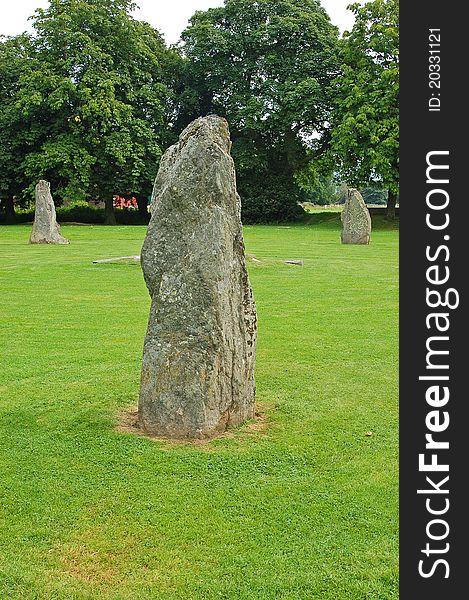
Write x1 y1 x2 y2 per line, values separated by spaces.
116 402 270 448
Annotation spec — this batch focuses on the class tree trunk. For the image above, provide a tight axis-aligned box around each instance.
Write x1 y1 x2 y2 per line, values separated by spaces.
135 194 150 224
104 195 117 225
386 190 397 220
3 196 16 224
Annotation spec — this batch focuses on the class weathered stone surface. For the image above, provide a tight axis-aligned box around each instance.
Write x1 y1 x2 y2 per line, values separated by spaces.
284 260 304 266
29 180 69 244
93 256 140 264
139 115 257 439
341 188 371 245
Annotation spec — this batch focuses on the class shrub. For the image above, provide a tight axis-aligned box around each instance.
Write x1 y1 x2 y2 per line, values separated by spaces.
239 175 306 224
56 202 103 224
0 207 34 224
1 202 148 225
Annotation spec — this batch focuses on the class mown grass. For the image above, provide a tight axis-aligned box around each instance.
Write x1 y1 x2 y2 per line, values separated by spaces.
0 216 398 599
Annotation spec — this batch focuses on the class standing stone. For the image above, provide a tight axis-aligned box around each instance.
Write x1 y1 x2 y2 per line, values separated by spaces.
341 188 371 245
29 180 69 244
139 116 257 439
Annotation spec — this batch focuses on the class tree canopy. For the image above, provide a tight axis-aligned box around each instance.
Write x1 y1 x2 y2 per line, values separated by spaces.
178 0 340 222
326 0 399 217
0 0 399 224
0 34 36 222
1 0 177 223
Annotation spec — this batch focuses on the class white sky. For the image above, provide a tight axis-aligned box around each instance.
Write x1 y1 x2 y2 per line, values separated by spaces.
0 1 363 43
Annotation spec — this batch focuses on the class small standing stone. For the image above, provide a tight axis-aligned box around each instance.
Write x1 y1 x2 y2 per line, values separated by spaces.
139 116 257 439
341 188 371 245
29 180 69 244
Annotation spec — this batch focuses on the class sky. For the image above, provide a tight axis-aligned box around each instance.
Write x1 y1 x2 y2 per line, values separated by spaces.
0 1 362 43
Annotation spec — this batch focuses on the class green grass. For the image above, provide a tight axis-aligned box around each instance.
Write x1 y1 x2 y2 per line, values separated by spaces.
0 216 398 599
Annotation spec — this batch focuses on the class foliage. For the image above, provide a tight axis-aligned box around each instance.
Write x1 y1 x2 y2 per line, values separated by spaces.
239 175 305 223
178 0 340 221
361 186 388 205
0 204 147 225
326 0 399 198
0 34 37 212
0 0 178 222
56 201 104 223
0 0 400 224
295 165 343 206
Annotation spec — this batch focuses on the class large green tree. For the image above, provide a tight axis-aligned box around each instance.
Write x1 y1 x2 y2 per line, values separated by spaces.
2 0 176 224
178 0 340 222
327 0 399 219
0 34 37 223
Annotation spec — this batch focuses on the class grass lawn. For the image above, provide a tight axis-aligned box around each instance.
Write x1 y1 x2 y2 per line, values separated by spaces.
0 215 398 599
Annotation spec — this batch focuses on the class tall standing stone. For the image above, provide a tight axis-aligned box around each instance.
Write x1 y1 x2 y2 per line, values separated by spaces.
29 180 69 244
341 188 371 245
139 116 257 439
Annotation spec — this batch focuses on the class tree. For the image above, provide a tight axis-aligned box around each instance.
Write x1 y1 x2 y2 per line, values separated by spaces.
3 0 176 224
0 34 37 223
360 186 388 205
178 0 340 222
294 167 340 206
327 0 399 219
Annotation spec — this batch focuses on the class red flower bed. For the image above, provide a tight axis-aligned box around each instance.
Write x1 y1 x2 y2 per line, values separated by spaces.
113 195 138 209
